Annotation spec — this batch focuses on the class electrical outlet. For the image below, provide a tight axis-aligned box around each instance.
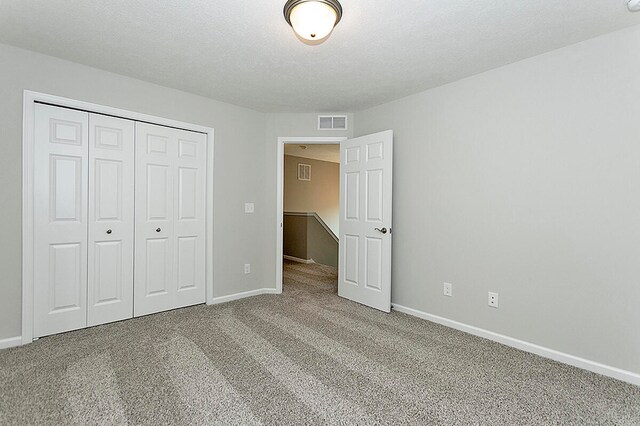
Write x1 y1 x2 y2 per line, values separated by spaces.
244 263 251 274
488 292 499 308
443 282 453 297
244 203 255 213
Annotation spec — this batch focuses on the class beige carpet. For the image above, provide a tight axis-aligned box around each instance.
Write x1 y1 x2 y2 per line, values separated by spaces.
1 259 639 425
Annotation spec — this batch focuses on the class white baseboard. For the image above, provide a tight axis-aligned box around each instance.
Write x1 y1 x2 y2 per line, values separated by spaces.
2 288 282 349
283 255 315 264
208 288 281 305
0 336 22 350
392 303 640 387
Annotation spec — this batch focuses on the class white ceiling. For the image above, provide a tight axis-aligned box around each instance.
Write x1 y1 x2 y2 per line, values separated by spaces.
285 144 340 163
0 1 638 112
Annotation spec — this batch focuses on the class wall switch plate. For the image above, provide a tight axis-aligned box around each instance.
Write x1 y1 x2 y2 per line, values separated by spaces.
244 203 255 213
488 292 499 308
244 264 251 274
443 282 453 297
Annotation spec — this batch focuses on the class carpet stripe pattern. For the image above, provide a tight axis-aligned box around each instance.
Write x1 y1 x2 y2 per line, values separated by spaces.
1 259 639 425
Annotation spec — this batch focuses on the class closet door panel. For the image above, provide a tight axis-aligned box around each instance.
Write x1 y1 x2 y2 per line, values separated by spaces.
134 123 176 316
174 131 207 306
33 104 89 338
145 238 171 295
87 114 134 327
134 124 206 316
147 164 170 219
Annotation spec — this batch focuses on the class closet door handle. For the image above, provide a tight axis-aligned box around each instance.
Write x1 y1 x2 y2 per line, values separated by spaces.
156 228 162 233
106 229 112 234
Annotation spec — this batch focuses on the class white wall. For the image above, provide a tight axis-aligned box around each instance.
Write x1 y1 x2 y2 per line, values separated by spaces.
0 43 267 341
354 25 640 375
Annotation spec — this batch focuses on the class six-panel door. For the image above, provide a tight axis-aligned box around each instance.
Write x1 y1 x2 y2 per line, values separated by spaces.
134 122 206 317
34 104 89 337
33 104 208 337
87 114 135 326
338 130 393 313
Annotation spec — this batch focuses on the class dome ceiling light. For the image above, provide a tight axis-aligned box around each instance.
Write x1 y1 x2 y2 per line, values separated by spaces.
629 0 640 12
283 0 343 43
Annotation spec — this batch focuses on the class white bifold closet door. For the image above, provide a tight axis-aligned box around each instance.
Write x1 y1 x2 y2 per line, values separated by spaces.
134 122 207 317
34 104 90 338
34 105 136 337
87 114 135 326
33 105 206 337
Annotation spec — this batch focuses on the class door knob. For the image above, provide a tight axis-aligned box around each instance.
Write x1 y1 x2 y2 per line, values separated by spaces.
156 228 161 233
375 227 388 234
106 229 112 234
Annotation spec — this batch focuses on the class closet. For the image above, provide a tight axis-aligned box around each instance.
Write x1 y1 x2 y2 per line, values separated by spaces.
32 103 207 338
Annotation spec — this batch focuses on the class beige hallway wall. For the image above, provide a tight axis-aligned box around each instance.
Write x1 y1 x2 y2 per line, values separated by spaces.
284 154 339 235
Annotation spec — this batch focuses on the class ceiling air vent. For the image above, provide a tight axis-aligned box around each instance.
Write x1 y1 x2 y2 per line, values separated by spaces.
297 163 311 181
318 114 348 130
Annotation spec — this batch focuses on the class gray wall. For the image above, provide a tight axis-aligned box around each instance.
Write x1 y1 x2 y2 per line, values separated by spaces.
284 154 340 234
354 25 640 374
0 43 267 340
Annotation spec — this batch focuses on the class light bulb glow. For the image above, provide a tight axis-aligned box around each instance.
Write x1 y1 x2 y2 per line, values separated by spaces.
289 1 338 41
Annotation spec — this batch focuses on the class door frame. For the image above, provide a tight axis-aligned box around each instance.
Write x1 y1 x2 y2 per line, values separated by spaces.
275 136 346 293
22 90 215 345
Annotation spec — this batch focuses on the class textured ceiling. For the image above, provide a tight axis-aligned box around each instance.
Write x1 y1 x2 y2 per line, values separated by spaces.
0 1 638 112
285 144 340 163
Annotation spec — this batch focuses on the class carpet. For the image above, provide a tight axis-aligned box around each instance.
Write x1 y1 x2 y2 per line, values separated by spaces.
1 259 639 425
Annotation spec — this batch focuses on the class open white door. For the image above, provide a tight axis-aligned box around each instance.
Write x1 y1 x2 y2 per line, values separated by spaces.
338 130 393 312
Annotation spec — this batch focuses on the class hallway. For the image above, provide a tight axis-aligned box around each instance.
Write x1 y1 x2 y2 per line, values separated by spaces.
282 259 338 296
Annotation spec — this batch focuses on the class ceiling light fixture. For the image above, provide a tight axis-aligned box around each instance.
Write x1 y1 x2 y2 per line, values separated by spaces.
629 0 640 11
283 0 343 43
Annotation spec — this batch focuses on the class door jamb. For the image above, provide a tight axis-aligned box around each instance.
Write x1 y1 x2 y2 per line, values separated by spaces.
276 136 346 293
22 90 215 345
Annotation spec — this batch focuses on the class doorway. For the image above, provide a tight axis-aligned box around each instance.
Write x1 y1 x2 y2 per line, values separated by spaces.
275 131 394 312
276 137 345 293
282 143 341 293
